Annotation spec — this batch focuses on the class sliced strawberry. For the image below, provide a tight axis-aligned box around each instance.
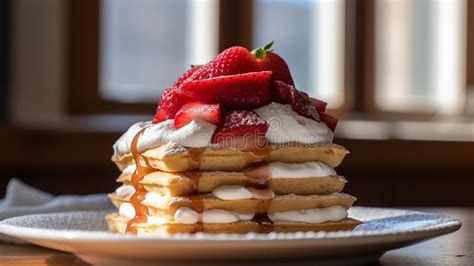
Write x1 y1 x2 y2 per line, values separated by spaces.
252 41 294 85
172 65 201 87
174 102 221 129
179 71 272 109
186 46 258 82
310 97 328 114
272 80 291 104
152 88 189 124
271 80 320 121
320 113 338 132
212 110 268 143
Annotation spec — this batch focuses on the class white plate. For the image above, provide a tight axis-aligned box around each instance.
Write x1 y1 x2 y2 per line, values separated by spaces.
0 207 461 265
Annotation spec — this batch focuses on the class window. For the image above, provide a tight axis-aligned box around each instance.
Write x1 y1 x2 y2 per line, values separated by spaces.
69 0 473 119
100 0 218 103
253 0 345 107
374 0 467 114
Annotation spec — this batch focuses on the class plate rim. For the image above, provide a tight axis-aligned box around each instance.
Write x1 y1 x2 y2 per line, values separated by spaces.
0 207 462 243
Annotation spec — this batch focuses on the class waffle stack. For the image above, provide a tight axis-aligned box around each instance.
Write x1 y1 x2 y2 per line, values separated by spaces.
106 137 360 235
106 42 361 235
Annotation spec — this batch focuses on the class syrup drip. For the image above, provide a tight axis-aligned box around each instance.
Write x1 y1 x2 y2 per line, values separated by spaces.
252 213 274 233
188 148 204 169
183 172 202 192
252 195 274 232
125 127 155 234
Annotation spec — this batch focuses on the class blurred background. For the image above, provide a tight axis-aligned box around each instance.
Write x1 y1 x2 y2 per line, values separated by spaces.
0 0 473 206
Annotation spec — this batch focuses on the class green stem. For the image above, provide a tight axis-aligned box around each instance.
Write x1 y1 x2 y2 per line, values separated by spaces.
251 41 274 58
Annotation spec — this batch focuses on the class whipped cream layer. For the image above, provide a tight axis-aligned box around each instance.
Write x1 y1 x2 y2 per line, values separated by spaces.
268 162 336 178
115 185 135 198
113 119 216 157
244 161 336 181
122 165 136 175
269 205 347 223
119 203 168 225
175 206 348 224
113 102 334 158
174 207 254 224
121 203 348 225
119 202 136 219
254 102 333 144
212 186 275 200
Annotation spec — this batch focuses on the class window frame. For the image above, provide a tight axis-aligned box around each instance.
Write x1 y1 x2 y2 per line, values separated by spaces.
68 0 473 118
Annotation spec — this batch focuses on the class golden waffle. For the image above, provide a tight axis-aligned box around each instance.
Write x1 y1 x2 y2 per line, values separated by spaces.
106 212 361 235
109 192 356 220
113 143 348 172
118 171 347 196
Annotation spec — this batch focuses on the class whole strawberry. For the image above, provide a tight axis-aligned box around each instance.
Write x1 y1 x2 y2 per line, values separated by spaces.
185 46 258 82
252 41 294 85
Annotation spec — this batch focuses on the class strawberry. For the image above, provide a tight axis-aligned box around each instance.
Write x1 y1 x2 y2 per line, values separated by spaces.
252 41 294 85
320 113 338 132
172 65 201 87
310 97 328 114
288 84 320 121
272 80 291 104
185 46 258 82
212 110 268 143
174 102 221 129
152 88 189 124
179 71 272 109
272 80 320 121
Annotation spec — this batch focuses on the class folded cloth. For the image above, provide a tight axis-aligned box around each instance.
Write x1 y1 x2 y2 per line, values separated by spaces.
0 178 113 243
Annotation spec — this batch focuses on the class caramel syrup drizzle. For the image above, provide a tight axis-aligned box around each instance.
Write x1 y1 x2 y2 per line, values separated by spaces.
125 131 274 234
125 127 156 234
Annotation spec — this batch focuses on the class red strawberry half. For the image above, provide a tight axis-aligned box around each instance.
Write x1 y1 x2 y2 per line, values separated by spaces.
212 110 268 143
173 65 201 88
186 46 258 82
310 97 328 114
152 88 189 124
179 71 272 109
320 113 338 132
174 102 221 129
252 41 294 85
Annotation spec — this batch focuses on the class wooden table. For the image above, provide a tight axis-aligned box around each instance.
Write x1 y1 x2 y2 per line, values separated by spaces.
0 208 472 265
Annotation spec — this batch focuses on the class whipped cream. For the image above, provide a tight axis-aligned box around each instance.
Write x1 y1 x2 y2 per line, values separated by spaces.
254 102 333 144
119 203 136 219
269 205 347 223
269 162 336 178
115 185 135 198
122 164 136 175
212 185 275 200
143 192 168 207
120 202 168 225
112 119 216 157
174 207 254 224
244 162 336 179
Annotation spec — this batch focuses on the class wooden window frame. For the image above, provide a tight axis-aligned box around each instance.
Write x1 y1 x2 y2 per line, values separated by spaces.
67 0 351 115
68 0 474 119
68 0 254 115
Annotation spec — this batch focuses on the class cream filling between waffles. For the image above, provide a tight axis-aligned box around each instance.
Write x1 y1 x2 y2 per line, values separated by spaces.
115 161 337 200
120 203 347 225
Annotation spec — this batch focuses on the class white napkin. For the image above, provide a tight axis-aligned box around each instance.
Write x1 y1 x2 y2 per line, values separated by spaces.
0 178 113 243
